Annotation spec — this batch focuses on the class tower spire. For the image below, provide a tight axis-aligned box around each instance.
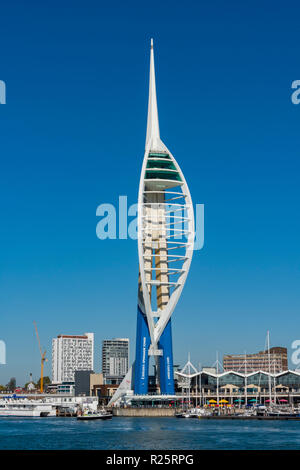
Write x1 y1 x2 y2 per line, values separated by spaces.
146 38 161 150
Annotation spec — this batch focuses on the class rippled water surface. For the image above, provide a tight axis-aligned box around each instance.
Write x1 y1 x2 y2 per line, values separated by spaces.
0 417 300 450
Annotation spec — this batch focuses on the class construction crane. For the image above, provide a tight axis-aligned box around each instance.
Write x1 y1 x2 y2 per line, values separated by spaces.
33 322 48 393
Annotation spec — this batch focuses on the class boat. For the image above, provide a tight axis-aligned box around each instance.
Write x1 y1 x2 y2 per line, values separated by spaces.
175 411 195 418
267 411 299 418
267 407 300 418
0 398 56 417
176 407 212 418
77 409 113 420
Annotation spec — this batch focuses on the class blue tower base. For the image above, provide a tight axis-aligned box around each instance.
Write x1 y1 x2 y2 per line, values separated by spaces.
134 306 151 394
158 319 175 394
134 307 175 395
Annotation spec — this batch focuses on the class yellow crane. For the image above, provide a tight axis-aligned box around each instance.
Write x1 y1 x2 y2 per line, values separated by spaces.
33 322 48 393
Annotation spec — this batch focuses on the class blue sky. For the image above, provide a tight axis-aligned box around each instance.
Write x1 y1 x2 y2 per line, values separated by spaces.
0 0 299 385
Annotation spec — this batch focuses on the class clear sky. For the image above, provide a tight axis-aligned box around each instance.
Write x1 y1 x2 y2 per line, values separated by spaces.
0 0 299 385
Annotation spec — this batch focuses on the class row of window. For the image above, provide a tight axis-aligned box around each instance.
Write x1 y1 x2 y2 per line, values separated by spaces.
190 373 300 387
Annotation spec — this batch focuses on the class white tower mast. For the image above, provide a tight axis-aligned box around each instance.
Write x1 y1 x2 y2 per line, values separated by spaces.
267 330 272 405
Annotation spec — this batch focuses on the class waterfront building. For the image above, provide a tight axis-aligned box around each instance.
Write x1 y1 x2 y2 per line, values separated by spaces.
111 368 300 407
43 394 98 411
93 383 120 405
52 333 94 384
90 373 104 395
202 367 217 374
74 370 94 396
102 338 129 384
26 382 35 392
173 368 300 406
56 382 75 395
223 347 288 374
74 371 104 397
46 384 58 394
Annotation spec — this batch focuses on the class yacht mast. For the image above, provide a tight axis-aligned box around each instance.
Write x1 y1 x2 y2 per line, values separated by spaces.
198 362 201 408
244 351 247 407
188 353 191 410
273 359 276 405
216 351 219 409
267 330 272 404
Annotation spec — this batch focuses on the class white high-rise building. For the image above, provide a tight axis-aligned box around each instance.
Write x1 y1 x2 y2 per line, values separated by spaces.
52 333 94 384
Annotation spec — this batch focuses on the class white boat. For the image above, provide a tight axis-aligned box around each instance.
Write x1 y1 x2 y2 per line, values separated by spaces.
175 411 195 419
176 407 212 418
77 409 112 420
0 398 56 417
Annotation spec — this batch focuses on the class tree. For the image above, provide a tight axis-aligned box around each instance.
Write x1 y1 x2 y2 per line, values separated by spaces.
6 377 16 391
0 385 6 392
37 376 51 389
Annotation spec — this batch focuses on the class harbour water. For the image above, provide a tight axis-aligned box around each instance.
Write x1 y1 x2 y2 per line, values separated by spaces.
0 417 300 450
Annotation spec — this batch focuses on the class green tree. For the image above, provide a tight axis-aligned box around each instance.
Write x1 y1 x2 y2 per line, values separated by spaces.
6 377 16 391
37 376 51 389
